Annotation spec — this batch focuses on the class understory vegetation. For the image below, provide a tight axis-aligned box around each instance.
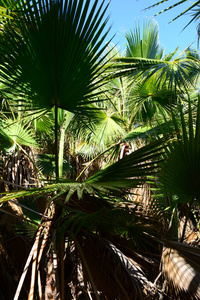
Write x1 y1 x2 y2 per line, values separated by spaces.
0 0 200 299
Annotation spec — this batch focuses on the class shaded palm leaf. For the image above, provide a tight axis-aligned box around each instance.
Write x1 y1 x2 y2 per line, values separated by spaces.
57 205 157 248
0 0 111 114
158 96 200 203
0 134 168 205
78 110 126 154
34 112 54 134
36 154 72 176
86 137 168 189
0 126 13 150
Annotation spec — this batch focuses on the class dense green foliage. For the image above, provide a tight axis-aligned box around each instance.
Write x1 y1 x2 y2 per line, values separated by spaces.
0 1 200 299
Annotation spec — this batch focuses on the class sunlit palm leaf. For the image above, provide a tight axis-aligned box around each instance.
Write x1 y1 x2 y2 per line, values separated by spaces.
128 77 178 123
124 119 175 141
125 18 164 59
5 119 37 147
0 119 37 150
110 52 199 92
0 0 16 32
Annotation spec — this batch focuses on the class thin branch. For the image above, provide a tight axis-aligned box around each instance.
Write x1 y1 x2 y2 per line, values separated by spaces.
28 225 43 300
13 239 36 300
8 199 49 219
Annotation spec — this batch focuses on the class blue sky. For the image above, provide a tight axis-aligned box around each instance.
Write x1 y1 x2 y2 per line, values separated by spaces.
104 0 198 55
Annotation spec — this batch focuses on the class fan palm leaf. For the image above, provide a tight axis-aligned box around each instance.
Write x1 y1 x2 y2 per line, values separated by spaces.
128 77 178 123
0 0 111 114
125 18 164 59
158 96 200 203
0 118 37 150
123 118 175 141
35 154 72 176
0 0 16 33
86 136 168 189
78 109 126 154
110 50 199 92
0 131 168 205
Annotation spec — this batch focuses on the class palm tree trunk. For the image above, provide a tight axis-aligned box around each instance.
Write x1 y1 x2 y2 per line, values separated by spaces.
58 110 68 178
180 196 194 242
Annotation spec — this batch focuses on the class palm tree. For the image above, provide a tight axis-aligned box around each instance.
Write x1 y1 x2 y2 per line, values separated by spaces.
0 0 113 178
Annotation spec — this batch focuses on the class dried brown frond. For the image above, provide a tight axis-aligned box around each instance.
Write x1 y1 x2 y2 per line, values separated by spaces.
77 233 159 299
161 241 200 299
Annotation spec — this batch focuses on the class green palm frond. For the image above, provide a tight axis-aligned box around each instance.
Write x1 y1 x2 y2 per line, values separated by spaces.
0 0 16 9
0 0 16 31
79 111 126 154
124 119 175 141
162 46 179 61
86 136 167 189
0 0 111 114
57 205 160 254
144 0 200 34
63 102 127 157
144 0 192 22
110 52 199 92
0 126 13 150
15 222 38 239
0 181 112 204
34 113 54 134
125 18 164 59
0 134 168 204
158 96 200 203
0 118 37 150
6 119 37 147
128 76 178 123
36 154 72 176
